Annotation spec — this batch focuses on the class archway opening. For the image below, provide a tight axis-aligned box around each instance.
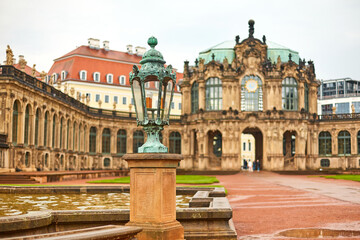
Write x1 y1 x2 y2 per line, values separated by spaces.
283 130 297 167
207 130 222 169
242 127 263 170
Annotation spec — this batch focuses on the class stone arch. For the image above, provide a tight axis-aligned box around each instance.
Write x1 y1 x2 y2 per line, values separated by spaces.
207 129 222 169
241 126 264 170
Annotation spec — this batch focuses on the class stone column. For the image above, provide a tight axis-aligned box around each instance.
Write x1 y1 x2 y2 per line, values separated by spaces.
123 153 184 240
298 82 304 111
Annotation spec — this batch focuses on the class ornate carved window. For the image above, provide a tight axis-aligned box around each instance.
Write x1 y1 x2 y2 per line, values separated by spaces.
73 122 76 150
241 75 263 111
24 105 30 146
52 115 57 148
169 131 181 154
102 128 111 154
191 82 199 113
89 127 97 154
357 131 360 154
35 109 40 147
319 131 332 156
104 158 111 167
59 118 63 149
66 119 70 150
282 77 298 110
338 130 351 155
117 130 127 155
205 77 222 110
304 83 309 111
133 130 144 153
213 131 222 157
320 159 330 167
44 112 49 147
12 101 18 144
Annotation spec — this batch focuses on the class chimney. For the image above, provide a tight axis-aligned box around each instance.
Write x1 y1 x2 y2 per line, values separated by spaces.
135 46 146 56
126 45 133 54
88 38 100 49
103 40 110 51
18 55 24 62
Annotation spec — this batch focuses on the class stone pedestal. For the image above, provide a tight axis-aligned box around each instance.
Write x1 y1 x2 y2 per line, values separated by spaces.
123 153 184 240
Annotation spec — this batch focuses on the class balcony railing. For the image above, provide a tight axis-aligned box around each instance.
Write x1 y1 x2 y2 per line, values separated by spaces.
318 113 360 121
0 65 181 121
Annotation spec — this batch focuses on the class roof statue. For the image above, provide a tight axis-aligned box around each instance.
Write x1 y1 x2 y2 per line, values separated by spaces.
235 35 240 44
6 45 14 65
32 64 37 77
248 19 255 38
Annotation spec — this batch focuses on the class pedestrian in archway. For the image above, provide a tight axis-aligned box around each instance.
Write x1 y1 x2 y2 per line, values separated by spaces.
256 159 260 172
248 160 253 172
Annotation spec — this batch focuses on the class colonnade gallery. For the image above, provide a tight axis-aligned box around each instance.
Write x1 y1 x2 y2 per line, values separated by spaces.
1 21 359 172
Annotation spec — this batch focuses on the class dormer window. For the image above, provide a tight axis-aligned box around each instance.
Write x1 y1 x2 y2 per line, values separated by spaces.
80 70 87 80
52 73 58 84
106 74 113 84
61 71 67 80
93 72 100 82
119 75 126 85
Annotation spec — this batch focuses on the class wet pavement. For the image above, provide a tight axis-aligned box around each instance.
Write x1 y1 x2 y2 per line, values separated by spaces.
216 171 360 239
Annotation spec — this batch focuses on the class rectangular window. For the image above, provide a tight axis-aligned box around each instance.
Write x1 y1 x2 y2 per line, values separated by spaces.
105 95 109 103
321 104 333 115
335 102 350 114
352 102 360 113
131 98 134 105
114 96 118 104
171 102 174 109
249 142 251 151
95 94 100 102
123 97 127 105
243 142 246 151
178 103 182 110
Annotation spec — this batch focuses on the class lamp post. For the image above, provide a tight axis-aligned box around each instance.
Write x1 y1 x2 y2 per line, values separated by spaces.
124 37 184 240
130 36 176 153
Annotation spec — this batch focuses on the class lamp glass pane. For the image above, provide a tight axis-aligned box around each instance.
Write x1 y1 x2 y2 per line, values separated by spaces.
163 80 173 121
133 80 144 122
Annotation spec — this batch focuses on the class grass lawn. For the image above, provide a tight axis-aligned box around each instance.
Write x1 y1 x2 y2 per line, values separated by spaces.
320 175 360 182
88 175 220 184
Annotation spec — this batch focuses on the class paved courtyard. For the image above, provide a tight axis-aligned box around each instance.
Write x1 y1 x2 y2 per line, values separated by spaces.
217 172 360 239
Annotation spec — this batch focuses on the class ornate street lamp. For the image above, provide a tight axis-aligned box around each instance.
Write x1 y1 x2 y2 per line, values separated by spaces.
130 36 176 153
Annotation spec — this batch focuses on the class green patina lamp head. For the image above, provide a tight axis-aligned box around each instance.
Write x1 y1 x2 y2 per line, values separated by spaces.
129 36 177 153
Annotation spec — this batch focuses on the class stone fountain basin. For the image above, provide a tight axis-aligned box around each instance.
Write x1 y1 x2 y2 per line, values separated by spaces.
0 186 237 240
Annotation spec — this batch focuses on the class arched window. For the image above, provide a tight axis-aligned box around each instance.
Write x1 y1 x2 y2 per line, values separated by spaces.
52 115 57 148
93 72 100 82
102 128 111 153
35 109 40 147
133 130 144 153
60 118 63 149
241 75 263 111
61 71 67 80
44 112 49 147
319 131 332 155
83 126 87 152
117 129 127 155
80 70 87 80
338 130 351 155
44 153 48 167
206 77 222 110
52 73 58 84
78 123 82 152
104 158 111 167
106 74 113 84
213 131 222 157
66 119 70 150
191 82 199 113
282 77 298 110
358 131 360 154
12 101 18 144
24 105 30 145
89 127 97 153
25 152 30 168
73 122 77 150
169 132 181 154
304 83 309 111
119 75 126 85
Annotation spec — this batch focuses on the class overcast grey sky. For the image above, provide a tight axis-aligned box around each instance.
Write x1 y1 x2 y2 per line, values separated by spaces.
0 0 359 80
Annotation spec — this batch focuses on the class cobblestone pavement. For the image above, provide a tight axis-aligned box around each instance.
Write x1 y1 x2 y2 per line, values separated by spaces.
216 171 360 240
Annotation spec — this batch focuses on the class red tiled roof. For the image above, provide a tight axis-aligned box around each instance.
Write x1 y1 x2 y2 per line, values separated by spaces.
48 45 183 92
57 45 143 63
13 64 41 79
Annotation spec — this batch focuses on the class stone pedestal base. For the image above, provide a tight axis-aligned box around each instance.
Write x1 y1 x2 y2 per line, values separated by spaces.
123 153 184 240
127 221 184 240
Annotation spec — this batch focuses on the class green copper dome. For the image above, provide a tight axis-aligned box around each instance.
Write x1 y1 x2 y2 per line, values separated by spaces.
198 40 300 64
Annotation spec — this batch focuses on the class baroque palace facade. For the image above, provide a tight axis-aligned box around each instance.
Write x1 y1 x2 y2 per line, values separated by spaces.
0 20 360 172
